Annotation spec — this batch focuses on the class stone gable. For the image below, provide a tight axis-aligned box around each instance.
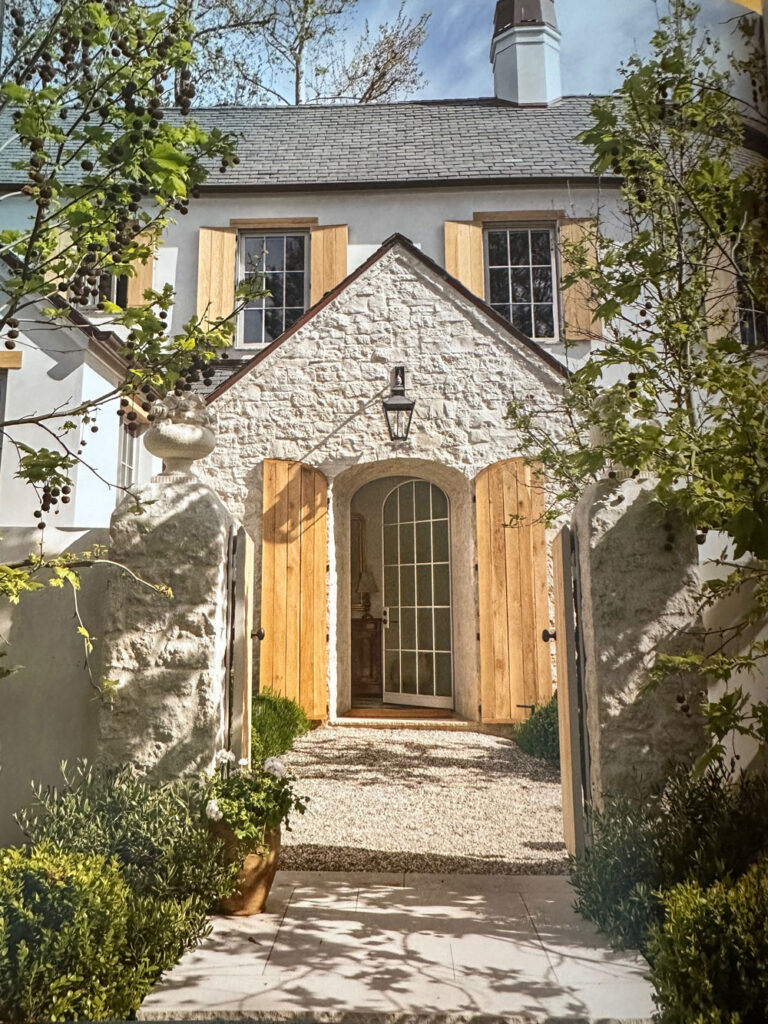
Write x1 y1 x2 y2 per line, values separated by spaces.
203 241 566 523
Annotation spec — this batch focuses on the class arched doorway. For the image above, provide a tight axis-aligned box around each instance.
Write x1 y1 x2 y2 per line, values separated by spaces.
381 479 453 708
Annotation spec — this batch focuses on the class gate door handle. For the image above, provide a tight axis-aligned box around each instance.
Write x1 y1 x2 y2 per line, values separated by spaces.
542 629 557 643
252 628 266 641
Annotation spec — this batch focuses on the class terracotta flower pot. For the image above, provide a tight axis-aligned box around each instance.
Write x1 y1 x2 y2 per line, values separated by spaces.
210 821 282 916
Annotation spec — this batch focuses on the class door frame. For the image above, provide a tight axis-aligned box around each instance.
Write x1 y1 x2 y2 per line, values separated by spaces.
381 478 455 710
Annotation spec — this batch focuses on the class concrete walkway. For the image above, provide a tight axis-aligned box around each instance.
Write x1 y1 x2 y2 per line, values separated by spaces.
139 872 655 1023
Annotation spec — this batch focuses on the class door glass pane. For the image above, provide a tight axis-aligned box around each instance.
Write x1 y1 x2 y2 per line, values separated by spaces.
434 608 451 652
400 607 416 650
384 566 399 606
418 653 435 696
436 653 452 696
417 608 433 651
414 481 431 520
400 565 415 607
401 652 417 694
399 482 414 523
383 493 398 524
417 564 432 605
399 523 414 564
432 520 449 563
433 564 450 606
431 485 448 519
385 650 400 690
385 620 400 651
416 521 431 563
383 525 398 565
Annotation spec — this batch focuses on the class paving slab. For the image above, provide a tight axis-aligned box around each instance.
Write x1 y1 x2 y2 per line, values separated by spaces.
138 872 655 1024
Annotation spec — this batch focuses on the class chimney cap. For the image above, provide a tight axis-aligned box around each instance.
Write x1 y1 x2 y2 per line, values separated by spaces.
493 0 558 35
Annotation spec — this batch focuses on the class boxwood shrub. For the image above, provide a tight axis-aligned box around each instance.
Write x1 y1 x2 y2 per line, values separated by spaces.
648 859 768 1023
0 845 146 1022
252 687 311 761
515 693 560 764
4 762 238 1022
571 759 768 953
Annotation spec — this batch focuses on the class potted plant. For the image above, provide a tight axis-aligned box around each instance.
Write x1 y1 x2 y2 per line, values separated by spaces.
205 750 308 915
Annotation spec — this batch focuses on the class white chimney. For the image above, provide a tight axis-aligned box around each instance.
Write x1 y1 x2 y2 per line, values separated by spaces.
490 0 563 106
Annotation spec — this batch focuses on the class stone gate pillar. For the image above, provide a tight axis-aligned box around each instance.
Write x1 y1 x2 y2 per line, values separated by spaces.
572 478 706 804
98 395 234 780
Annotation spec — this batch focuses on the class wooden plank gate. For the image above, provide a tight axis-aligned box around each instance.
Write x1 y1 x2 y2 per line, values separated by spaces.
552 525 590 856
475 459 552 723
259 459 329 720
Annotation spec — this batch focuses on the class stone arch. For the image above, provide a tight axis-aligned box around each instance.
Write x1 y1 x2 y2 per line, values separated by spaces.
330 458 477 720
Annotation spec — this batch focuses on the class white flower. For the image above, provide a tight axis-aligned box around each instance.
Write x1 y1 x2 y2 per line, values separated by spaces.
215 749 236 766
205 799 223 822
238 758 249 767
264 757 287 779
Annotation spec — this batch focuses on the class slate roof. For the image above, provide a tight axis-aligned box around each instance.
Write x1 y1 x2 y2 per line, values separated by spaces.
0 97 612 190
187 97 606 189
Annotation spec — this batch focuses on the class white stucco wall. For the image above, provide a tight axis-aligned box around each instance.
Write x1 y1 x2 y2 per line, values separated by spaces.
201 241 567 718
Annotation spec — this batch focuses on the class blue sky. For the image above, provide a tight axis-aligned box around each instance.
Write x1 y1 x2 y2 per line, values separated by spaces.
349 0 752 100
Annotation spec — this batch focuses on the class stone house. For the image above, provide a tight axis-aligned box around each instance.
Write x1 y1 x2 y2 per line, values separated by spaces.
1 0 765 836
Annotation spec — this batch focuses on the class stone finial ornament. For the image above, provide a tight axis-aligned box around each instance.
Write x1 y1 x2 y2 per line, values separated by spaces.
143 392 217 478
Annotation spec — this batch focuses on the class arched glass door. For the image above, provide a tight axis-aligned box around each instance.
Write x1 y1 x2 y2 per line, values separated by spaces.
382 480 453 708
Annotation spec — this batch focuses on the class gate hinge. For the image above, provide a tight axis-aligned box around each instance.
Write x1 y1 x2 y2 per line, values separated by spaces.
476 632 481 641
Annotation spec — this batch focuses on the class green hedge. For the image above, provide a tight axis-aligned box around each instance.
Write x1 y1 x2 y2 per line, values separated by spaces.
648 860 768 1024
3 763 237 1022
0 845 147 1022
571 759 768 953
515 693 560 764
252 688 310 761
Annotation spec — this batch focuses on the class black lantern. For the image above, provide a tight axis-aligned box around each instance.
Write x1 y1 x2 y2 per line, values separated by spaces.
382 366 416 441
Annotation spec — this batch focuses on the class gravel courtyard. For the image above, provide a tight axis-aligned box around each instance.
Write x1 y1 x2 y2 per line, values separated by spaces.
280 725 568 874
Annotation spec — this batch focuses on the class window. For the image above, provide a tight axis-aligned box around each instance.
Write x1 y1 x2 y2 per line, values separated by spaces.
116 425 138 495
738 281 768 349
74 273 129 311
240 233 309 346
485 226 558 342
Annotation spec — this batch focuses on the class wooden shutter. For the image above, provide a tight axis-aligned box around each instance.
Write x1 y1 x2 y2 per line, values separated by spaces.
310 225 348 305
706 242 738 344
559 219 602 342
475 459 552 723
197 227 237 326
444 221 484 296
260 459 329 719
553 525 587 856
125 251 155 308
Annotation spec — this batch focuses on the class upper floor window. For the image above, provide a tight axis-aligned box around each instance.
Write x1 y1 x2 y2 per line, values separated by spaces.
738 281 767 349
73 272 129 312
240 232 309 346
485 226 558 342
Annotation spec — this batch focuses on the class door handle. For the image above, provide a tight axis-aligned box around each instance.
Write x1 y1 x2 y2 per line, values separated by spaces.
381 607 389 627
252 628 266 641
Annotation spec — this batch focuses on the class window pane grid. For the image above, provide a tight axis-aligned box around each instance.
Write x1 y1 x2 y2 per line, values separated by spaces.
241 233 308 346
383 481 452 699
486 227 558 342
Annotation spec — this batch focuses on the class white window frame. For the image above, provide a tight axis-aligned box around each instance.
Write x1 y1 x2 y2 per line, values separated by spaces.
237 230 311 349
738 282 767 349
484 223 560 343
116 426 138 495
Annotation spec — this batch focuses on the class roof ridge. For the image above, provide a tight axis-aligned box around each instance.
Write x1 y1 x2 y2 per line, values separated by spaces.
172 94 605 115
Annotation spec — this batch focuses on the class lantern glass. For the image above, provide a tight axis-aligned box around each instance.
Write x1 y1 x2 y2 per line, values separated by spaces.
382 366 416 441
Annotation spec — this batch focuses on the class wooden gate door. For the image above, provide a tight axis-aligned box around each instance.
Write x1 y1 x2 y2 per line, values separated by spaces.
553 525 587 856
475 459 551 723
259 459 328 720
